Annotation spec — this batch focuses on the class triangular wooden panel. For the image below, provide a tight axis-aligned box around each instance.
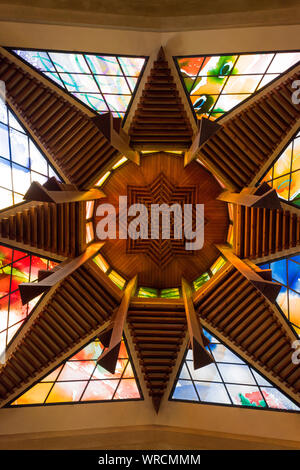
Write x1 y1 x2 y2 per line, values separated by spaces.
127 298 187 411
193 263 300 405
195 64 300 191
129 48 193 150
0 260 122 407
233 205 300 259
0 49 120 189
0 200 86 258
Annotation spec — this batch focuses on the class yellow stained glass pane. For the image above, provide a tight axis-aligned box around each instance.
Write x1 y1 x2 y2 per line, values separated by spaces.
86 200 94 220
93 253 109 273
272 174 290 201
108 270 126 289
11 382 52 405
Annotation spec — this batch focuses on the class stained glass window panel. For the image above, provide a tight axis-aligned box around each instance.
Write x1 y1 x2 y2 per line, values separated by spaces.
259 256 300 335
176 52 300 120
262 134 300 206
0 102 60 209
171 329 299 411
13 49 146 118
11 338 141 406
0 246 56 358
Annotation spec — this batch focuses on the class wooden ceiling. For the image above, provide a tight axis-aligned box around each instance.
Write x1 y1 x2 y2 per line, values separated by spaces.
96 151 229 288
0 47 299 413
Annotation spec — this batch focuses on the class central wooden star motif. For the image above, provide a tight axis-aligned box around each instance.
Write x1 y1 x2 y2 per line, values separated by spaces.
126 172 202 269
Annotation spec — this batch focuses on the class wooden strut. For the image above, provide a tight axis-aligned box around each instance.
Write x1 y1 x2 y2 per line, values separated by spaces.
184 117 222 166
217 183 281 210
24 180 106 203
97 275 138 374
216 244 282 303
93 112 140 165
19 242 104 305
181 277 214 369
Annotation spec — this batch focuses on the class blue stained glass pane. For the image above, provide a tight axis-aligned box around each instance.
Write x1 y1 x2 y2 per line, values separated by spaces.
290 255 300 264
211 343 244 364
44 72 64 87
172 380 198 401
0 157 12 190
0 99 7 124
194 382 231 404
0 122 9 159
187 361 222 382
8 111 24 132
217 364 256 385
29 141 48 174
10 128 29 167
270 259 287 285
12 162 31 194
73 93 108 112
288 260 300 293
179 363 190 380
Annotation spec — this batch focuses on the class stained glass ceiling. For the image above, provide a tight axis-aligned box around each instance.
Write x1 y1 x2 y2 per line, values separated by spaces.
262 131 300 206
0 99 59 209
12 50 146 119
10 337 141 405
260 255 300 336
0 245 57 360
176 52 300 120
171 329 300 411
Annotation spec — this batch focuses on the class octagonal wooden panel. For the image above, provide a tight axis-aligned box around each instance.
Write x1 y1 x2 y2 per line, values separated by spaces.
94 152 229 288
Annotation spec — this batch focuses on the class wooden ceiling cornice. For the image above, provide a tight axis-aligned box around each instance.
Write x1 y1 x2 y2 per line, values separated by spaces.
128 47 194 151
185 63 300 191
0 48 139 189
0 252 123 408
193 258 300 405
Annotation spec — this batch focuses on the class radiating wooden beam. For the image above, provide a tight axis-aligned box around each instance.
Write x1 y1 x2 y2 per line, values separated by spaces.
93 112 140 165
181 277 214 370
19 242 104 305
217 187 281 209
24 181 105 203
98 275 137 374
216 244 282 303
184 118 221 166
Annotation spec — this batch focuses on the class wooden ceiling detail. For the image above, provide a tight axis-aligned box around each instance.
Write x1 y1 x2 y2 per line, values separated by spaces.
0 259 122 408
126 172 199 269
233 203 300 260
186 64 300 191
193 262 300 405
127 297 186 412
0 199 86 259
98 275 137 374
96 152 229 288
218 183 281 210
128 48 194 150
182 277 214 369
0 48 121 189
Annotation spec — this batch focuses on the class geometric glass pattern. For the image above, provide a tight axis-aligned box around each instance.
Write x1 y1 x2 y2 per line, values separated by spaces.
10 338 141 405
176 52 300 120
171 329 300 411
262 132 300 206
0 245 57 358
13 49 147 119
260 255 300 336
0 100 59 209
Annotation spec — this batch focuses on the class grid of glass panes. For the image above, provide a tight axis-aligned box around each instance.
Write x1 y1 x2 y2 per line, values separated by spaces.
259 255 300 336
176 52 300 120
171 329 299 411
13 50 146 118
262 132 300 206
11 338 141 405
0 100 59 209
0 245 57 358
